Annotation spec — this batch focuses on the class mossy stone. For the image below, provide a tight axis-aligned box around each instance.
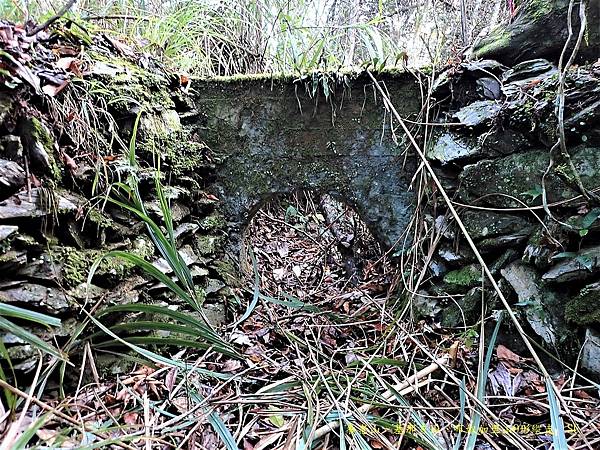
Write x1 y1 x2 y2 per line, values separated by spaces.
441 287 483 328
443 264 482 292
565 282 600 326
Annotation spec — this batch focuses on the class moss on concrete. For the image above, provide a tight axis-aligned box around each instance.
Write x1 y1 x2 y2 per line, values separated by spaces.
199 214 226 232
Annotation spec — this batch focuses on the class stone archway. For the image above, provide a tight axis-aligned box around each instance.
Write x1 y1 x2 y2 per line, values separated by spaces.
190 72 422 250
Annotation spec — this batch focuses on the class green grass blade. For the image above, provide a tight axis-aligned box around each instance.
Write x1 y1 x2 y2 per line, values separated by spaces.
0 317 65 360
189 391 238 450
0 303 61 328
12 412 52 450
546 377 568 450
233 248 260 327
465 314 503 450
97 304 215 333
84 312 230 379
88 251 198 311
453 378 466 450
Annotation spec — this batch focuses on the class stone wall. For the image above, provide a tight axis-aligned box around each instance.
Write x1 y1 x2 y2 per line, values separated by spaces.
1 43 599 379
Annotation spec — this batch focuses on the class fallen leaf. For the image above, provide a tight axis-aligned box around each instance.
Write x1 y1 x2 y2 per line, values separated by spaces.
573 389 592 400
56 57 76 70
123 412 139 424
496 344 522 368
268 411 285 428
165 367 178 392
231 331 252 346
254 432 283 450
42 80 69 96
222 359 242 372
203 193 219 202
292 265 301 277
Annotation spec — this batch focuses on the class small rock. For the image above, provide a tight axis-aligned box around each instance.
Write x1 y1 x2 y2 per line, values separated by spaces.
462 211 532 240
203 302 226 328
582 328 600 377
461 59 508 74
0 250 27 272
458 146 600 208
441 287 484 328
426 132 482 164
139 109 182 139
501 59 557 97
0 225 18 241
438 245 476 266
522 226 565 269
429 259 447 278
0 159 26 199
16 252 58 282
476 77 501 100
0 135 24 160
146 200 190 223
453 100 501 127
478 231 533 251
478 128 532 155
435 215 455 239
501 262 562 346
542 245 600 283
489 249 519 274
0 188 78 219
174 222 199 241
0 283 70 313
205 278 225 294
152 245 198 274
412 290 442 319
19 117 61 180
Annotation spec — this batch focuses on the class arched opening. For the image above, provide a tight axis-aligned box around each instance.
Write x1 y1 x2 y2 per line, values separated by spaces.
241 191 396 307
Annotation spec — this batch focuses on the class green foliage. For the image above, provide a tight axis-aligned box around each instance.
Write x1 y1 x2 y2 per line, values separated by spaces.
546 377 568 450
465 314 503 450
0 303 63 360
88 112 236 358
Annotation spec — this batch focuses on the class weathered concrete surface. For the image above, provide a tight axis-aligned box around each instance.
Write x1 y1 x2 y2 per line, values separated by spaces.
190 73 422 249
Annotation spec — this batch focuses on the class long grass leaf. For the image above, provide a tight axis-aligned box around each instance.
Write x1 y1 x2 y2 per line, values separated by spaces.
465 314 503 450
189 391 238 450
233 248 260 327
0 317 64 360
453 378 466 450
546 377 568 450
0 303 61 327
12 412 51 450
84 312 230 379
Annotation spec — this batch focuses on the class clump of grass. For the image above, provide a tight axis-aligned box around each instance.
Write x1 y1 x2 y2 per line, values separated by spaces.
87 111 236 359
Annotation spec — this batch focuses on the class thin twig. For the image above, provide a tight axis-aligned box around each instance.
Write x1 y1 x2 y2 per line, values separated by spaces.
365 69 575 422
312 356 447 439
27 0 77 36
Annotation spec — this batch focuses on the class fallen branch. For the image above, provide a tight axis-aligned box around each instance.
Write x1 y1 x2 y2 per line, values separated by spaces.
27 0 77 36
312 356 448 440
